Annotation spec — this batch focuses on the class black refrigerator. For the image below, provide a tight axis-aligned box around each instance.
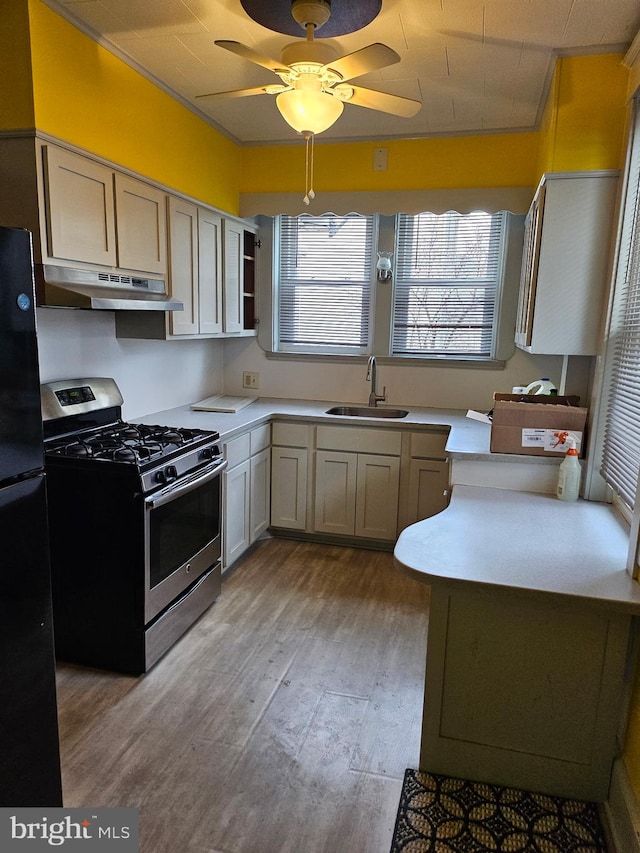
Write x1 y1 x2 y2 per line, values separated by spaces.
0 226 62 805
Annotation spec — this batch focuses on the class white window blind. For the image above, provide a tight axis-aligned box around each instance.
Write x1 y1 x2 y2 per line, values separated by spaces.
601 102 640 509
277 214 374 353
392 211 505 358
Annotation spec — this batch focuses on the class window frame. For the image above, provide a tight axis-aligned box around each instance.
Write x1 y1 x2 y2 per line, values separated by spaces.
391 210 508 361
275 213 376 357
259 211 523 366
586 97 640 576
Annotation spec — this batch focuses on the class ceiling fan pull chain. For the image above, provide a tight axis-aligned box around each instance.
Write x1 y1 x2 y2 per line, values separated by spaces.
303 131 315 205
309 133 316 201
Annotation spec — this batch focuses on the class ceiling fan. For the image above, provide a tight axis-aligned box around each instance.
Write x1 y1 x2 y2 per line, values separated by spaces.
196 0 422 137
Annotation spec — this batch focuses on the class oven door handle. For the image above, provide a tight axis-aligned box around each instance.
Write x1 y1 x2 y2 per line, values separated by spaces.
144 457 228 509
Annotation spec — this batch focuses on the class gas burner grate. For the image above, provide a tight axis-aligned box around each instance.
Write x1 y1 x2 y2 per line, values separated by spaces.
44 420 220 467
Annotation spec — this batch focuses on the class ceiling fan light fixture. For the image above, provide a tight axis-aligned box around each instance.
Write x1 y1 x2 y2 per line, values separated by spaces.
276 89 343 135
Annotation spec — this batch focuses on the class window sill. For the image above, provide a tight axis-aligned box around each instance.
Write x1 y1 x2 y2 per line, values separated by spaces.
265 351 506 369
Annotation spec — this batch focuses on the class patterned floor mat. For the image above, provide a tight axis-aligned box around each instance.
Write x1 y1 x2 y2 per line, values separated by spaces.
390 769 608 852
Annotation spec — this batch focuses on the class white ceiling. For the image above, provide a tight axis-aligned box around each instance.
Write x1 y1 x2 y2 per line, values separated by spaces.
46 0 640 145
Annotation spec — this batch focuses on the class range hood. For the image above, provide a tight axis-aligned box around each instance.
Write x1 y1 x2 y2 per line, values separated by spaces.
37 264 184 312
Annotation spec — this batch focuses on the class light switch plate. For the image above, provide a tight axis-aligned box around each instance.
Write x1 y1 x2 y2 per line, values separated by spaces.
373 147 388 171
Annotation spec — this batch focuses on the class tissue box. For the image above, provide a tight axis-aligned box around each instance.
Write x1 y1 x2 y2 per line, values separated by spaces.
490 394 587 457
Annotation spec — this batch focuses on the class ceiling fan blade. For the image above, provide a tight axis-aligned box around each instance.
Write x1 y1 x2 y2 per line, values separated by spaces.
322 44 400 82
337 84 421 118
196 85 288 101
214 40 289 74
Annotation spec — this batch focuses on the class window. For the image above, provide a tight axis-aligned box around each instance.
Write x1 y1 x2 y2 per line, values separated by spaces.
273 210 514 360
601 101 640 511
392 211 506 359
277 214 374 354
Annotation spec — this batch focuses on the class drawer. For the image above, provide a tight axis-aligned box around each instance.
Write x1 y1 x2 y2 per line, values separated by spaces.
250 423 270 455
410 430 449 459
316 425 401 455
224 432 251 467
272 421 311 448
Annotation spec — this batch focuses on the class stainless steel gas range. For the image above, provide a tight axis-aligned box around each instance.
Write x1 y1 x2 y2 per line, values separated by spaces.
41 377 227 674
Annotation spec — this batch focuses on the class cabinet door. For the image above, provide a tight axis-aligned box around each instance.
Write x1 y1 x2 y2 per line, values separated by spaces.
355 454 400 540
43 146 116 266
515 174 618 355
223 460 250 570
168 197 199 336
314 450 357 536
198 208 223 335
222 219 243 333
405 458 449 528
250 448 271 542
515 186 544 349
271 447 308 530
114 174 166 274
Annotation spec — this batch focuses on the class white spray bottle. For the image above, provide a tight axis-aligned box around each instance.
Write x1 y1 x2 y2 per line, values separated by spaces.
556 434 581 501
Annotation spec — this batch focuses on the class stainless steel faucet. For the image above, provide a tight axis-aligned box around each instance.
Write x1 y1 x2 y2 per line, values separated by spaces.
366 355 386 407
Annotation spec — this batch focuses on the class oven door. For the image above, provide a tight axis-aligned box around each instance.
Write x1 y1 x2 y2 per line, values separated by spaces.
144 457 227 623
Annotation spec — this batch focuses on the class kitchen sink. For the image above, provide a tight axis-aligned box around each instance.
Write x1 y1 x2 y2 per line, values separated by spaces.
325 406 409 419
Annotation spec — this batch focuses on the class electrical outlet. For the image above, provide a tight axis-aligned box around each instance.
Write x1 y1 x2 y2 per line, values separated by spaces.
243 371 260 390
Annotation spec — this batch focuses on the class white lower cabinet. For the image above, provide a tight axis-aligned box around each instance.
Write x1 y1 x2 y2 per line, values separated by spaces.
224 458 250 569
400 431 450 531
314 450 400 540
356 454 401 539
222 424 270 571
245 420 449 553
406 458 449 521
314 450 357 536
314 426 401 542
250 448 270 541
270 422 311 531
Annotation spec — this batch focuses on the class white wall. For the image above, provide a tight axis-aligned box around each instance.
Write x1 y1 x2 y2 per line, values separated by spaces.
36 308 224 420
34 308 593 421
223 337 594 413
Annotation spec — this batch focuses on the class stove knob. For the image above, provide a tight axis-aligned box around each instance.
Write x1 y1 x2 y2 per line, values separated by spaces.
154 470 166 485
200 447 214 461
166 465 178 481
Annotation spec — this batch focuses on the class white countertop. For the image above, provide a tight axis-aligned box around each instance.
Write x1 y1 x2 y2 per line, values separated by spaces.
137 397 638 609
134 396 556 463
394 484 640 612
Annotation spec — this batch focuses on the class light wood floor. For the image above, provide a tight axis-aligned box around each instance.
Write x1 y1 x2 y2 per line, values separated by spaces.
55 537 431 853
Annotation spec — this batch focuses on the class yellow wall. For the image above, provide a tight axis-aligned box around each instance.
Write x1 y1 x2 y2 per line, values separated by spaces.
537 54 628 176
241 54 629 198
25 0 241 214
0 0 35 130
240 132 540 195
6 4 630 213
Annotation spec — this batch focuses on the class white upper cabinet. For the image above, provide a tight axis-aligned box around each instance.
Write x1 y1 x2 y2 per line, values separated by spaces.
43 145 117 267
198 208 224 335
167 196 199 336
222 218 244 334
42 144 167 276
515 171 618 355
166 197 224 337
114 173 167 274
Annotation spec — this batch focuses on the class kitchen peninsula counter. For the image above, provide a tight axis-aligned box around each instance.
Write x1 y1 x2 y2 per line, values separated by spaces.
394 484 640 802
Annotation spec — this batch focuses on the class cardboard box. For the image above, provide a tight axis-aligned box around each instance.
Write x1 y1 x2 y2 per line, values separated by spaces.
490 394 587 457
